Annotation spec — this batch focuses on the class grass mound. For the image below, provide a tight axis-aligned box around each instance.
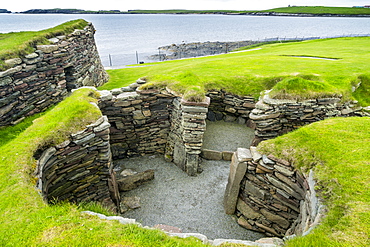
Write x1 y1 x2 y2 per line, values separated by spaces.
101 37 370 105
258 117 370 246
262 6 370 15
0 88 207 247
0 19 88 71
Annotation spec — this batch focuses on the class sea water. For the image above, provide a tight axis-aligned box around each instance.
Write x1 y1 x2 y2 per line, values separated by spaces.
1 13 370 66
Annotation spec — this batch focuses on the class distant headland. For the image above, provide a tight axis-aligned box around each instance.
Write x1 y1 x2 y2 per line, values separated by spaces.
3 6 370 17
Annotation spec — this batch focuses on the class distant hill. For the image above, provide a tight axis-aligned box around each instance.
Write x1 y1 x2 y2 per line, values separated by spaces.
0 9 11 13
21 8 124 14
19 6 370 16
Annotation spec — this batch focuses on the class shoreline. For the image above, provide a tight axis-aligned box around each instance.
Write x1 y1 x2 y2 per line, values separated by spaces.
3 11 370 18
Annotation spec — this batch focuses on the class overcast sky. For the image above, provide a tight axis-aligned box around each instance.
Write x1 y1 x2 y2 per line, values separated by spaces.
3 0 370 12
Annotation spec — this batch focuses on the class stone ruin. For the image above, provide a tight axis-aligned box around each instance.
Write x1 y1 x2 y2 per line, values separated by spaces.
1 20 369 245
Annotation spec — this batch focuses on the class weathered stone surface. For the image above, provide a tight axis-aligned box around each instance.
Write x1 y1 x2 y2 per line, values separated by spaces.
250 146 262 162
237 199 261 219
237 216 254 230
255 237 284 246
117 169 155 191
237 148 252 162
154 224 182 233
0 76 12 86
36 44 59 53
261 209 290 229
244 180 267 200
201 149 223 160
222 151 234 161
122 196 141 209
82 211 138 225
224 151 248 214
5 58 22 66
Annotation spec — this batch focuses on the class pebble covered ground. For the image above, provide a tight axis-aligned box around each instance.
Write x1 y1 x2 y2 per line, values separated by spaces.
114 120 264 240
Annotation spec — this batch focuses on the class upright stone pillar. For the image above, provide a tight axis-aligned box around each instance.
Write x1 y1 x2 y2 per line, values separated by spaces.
166 97 210 176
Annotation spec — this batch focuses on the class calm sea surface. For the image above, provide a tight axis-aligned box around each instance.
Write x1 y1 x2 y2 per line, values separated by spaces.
1 13 370 66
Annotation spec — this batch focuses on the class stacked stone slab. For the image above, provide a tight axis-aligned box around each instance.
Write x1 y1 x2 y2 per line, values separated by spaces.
224 148 324 238
250 91 364 144
35 116 119 209
165 98 209 176
0 22 108 127
206 90 256 124
98 88 174 159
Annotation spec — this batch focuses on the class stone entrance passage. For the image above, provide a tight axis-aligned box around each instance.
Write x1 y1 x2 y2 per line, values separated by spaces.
202 120 255 152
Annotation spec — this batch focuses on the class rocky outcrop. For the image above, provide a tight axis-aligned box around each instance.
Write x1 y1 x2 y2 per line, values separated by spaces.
224 148 325 238
35 116 119 209
150 41 263 61
0 23 108 126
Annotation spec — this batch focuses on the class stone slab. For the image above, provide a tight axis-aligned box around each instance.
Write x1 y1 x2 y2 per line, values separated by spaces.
224 151 248 214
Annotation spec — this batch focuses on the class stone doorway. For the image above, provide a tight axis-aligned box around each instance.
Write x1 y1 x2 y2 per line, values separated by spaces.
202 120 255 153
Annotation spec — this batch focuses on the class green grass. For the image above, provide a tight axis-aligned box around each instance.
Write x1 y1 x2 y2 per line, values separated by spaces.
127 9 247 14
101 37 370 105
125 6 370 15
0 19 88 71
262 6 370 15
0 88 207 247
258 117 370 246
0 111 47 147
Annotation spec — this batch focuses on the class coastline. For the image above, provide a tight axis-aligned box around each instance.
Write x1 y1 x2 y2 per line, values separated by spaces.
3 9 370 18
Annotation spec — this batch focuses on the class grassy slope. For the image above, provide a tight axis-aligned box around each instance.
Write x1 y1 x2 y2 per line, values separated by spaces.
262 6 370 15
127 6 370 15
0 89 206 247
258 117 370 246
0 19 88 71
101 37 370 105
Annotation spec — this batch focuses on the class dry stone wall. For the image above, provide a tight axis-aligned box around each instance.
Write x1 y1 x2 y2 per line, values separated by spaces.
98 87 174 159
35 116 119 209
224 148 324 238
206 90 256 125
0 23 108 126
250 91 364 144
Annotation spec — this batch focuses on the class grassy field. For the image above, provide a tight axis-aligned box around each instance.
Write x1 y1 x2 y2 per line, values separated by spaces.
261 6 370 15
126 6 370 15
101 36 370 106
0 19 88 71
259 117 370 246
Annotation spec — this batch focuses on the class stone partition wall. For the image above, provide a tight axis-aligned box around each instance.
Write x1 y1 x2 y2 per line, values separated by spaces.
224 148 324 238
165 98 209 176
0 22 108 126
206 90 256 124
97 86 209 176
35 116 119 209
250 91 364 144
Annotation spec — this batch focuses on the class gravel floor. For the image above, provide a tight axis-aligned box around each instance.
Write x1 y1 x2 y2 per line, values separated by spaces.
114 120 265 240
